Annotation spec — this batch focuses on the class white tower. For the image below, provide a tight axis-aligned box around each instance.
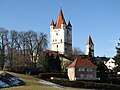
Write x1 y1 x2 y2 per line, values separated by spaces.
50 9 72 55
86 35 94 57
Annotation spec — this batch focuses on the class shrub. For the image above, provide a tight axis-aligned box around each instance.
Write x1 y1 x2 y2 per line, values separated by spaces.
46 79 120 89
10 66 42 75
37 73 68 79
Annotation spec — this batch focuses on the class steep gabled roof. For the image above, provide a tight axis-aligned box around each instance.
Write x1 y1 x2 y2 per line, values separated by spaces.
50 19 55 26
86 35 94 45
55 9 66 29
68 58 96 68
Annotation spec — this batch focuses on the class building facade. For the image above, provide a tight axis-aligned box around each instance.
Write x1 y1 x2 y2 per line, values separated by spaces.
50 9 72 55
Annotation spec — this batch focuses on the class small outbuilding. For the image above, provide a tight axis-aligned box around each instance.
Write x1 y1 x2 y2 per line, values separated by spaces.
68 57 98 81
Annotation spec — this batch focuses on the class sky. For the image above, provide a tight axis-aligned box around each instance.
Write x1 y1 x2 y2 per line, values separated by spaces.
0 0 120 57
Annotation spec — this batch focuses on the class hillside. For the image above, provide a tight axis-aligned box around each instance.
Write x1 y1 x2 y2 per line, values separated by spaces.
0 71 25 88
0 71 80 90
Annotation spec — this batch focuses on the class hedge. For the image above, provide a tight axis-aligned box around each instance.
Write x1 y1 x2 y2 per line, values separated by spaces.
37 73 68 79
10 66 42 75
46 79 120 90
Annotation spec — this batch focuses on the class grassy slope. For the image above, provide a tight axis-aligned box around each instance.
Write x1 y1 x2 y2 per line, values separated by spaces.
1 71 78 90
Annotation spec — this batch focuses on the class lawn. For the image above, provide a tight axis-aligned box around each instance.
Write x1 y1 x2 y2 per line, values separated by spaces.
1 71 79 90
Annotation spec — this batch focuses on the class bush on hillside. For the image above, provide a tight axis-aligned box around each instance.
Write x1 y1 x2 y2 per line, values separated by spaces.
37 73 68 79
46 79 120 89
10 66 42 75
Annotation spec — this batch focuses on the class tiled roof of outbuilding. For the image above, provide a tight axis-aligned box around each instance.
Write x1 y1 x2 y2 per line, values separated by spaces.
68 57 96 67
45 50 59 56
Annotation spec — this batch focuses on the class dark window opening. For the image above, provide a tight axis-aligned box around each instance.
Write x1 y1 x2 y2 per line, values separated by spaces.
61 39 62 42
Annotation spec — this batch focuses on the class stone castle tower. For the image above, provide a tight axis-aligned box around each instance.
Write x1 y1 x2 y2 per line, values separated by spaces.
50 9 72 54
86 35 94 57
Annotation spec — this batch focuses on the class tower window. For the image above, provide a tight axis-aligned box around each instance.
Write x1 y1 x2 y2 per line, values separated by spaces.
67 30 69 35
56 33 58 35
53 40 54 42
57 45 58 48
61 39 62 42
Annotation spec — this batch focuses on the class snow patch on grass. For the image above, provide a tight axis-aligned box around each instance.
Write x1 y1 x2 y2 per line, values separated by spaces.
0 80 9 88
39 80 64 88
0 72 25 88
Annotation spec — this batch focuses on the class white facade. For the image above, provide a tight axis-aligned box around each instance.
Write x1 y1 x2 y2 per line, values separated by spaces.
104 58 118 70
50 24 72 54
86 44 94 56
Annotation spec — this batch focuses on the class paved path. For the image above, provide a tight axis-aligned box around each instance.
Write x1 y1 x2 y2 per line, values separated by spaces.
39 79 96 90
39 79 64 88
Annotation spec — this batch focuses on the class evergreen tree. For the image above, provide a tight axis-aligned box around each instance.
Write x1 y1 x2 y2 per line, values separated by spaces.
43 52 50 72
49 54 54 72
97 62 109 80
55 55 61 72
43 53 56 72
114 39 120 71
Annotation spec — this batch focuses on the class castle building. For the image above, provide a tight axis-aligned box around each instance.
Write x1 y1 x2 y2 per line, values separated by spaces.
86 35 94 57
50 9 72 55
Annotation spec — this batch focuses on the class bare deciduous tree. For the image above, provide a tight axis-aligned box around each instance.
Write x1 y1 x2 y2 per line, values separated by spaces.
0 27 9 69
72 47 85 59
0 27 48 71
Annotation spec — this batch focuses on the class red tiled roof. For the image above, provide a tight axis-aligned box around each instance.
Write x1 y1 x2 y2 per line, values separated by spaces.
55 9 66 29
50 19 55 26
68 58 96 67
86 35 94 45
45 50 59 56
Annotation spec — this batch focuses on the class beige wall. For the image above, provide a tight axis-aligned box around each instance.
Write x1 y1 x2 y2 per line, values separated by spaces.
68 67 75 81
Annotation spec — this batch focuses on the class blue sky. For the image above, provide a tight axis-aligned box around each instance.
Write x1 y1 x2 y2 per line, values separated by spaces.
0 0 120 57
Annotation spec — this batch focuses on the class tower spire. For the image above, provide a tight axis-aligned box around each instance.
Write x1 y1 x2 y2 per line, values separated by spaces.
50 19 55 26
86 35 94 45
55 9 66 29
